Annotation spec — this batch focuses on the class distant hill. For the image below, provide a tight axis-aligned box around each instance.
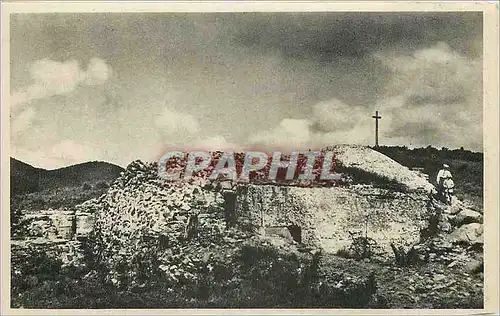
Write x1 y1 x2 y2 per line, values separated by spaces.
10 158 124 196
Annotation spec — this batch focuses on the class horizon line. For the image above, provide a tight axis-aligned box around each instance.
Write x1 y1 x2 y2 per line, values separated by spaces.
10 144 484 171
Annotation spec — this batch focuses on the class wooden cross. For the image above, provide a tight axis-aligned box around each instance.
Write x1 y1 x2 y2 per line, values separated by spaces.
372 111 382 147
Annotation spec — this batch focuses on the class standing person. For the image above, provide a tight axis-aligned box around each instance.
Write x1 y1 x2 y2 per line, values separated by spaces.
436 164 453 201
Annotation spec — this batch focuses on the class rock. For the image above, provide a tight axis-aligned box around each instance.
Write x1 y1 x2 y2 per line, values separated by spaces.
446 223 483 245
465 258 483 274
438 216 453 233
447 199 463 215
75 211 95 237
433 274 446 282
450 209 483 226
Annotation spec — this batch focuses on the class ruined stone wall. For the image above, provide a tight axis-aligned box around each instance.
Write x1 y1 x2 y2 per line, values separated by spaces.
236 184 430 257
13 207 96 269
20 208 95 240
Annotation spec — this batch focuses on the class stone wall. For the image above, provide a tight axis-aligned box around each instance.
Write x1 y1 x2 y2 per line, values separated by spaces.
13 208 96 269
236 184 430 257
19 208 95 240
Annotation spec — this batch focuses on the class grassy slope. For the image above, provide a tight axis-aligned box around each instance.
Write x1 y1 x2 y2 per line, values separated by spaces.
372 146 483 211
10 157 124 196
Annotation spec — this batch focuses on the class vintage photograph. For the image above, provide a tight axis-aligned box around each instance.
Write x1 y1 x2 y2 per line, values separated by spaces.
3 5 496 311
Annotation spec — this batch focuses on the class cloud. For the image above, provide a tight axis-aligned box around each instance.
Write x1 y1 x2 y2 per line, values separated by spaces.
155 108 200 136
11 57 112 108
374 42 481 105
11 107 36 135
245 42 482 152
311 98 364 132
192 135 242 151
8 14 483 171
48 140 102 162
248 118 318 150
85 58 112 85
373 42 482 150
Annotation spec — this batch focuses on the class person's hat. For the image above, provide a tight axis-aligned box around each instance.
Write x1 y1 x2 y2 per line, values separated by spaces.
443 164 450 168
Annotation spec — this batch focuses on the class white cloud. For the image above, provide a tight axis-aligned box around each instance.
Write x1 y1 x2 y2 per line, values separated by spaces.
10 147 60 170
244 41 482 152
374 42 481 105
155 108 200 135
85 57 112 85
48 140 102 162
192 135 242 151
249 118 315 150
246 99 376 151
311 98 364 132
11 57 112 108
371 41 482 151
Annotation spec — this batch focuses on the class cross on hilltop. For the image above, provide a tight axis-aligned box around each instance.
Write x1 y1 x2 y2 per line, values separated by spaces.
372 111 382 147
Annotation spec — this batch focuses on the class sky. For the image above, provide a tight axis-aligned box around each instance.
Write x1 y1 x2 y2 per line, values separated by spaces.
9 12 483 169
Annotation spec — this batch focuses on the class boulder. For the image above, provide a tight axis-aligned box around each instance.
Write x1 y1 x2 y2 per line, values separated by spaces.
465 257 483 274
449 208 483 227
446 223 483 245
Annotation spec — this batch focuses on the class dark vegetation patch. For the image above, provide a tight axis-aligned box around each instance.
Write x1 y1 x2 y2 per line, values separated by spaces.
334 164 410 192
373 146 483 210
10 157 123 196
12 240 378 309
11 241 483 309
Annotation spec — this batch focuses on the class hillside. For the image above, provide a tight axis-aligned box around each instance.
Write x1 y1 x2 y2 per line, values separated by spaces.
10 158 125 217
10 158 124 196
10 158 44 196
372 146 483 211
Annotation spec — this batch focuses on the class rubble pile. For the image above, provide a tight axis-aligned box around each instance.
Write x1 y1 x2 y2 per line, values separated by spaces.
10 145 484 308
17 209 75 240
84 149 482 288
11 207 96 272
85 159 379 304
162 150 346 187
16 206 97 241
87 160 240 288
